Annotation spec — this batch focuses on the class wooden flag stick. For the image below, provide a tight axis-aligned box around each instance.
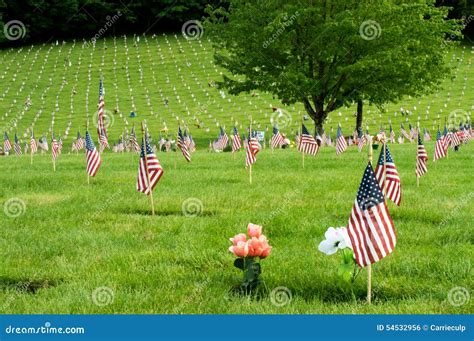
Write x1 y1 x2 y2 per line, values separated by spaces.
86 120 90 185
250 117 253 184
142 121 155 216
367 134 373 305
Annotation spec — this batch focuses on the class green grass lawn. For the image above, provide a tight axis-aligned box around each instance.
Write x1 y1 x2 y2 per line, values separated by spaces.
0 142 472 314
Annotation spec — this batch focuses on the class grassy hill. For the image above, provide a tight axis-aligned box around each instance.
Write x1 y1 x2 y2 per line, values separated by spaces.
0 35 472 148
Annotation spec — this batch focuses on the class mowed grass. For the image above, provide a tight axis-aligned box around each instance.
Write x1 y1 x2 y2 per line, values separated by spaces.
0 142 472 314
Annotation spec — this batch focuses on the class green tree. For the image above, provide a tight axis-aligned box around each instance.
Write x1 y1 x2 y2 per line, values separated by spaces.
205 0 463 133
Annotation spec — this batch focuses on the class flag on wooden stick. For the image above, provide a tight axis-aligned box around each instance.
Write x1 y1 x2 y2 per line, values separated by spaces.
434 128 446 161
375 144 401 206
14 134 22 156
3 132 12 154
416 135 428 178
347 162 397 267
85 131 102 177
336 125 347 155
177 127 191 162
136 131 164 195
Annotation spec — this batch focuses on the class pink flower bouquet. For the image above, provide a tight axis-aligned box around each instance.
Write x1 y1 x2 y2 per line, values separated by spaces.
228 223 272 292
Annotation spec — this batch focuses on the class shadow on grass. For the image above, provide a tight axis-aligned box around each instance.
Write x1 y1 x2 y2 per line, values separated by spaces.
0 276 59 294
119 207 218 217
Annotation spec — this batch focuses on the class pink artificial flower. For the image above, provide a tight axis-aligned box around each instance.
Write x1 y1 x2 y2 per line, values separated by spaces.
228 241 249 257
259 235 272 258
248 237 265 257
247 223 262 238
229 233 247 246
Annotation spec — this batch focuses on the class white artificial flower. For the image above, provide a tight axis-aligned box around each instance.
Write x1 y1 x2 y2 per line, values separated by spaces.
318 227 352 255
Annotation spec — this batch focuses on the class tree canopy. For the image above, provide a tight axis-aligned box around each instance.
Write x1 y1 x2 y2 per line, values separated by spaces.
205 0 464 133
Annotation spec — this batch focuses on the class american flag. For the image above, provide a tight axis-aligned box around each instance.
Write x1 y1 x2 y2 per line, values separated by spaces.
51 133 60 161
336 125 347 155
3 132 12 153
375 145 401 206
357 130 366 152
416 135 428 178
433 128 446 161
216 127 229 150
137 134 164 195
450 130 461 148
347 162 397 267
389 125 395 143
30 131 38 154
99 128 109 152
245 134 259 167
298 124 318 155
400 124 412 142
188 135 196 152
423 128 431 141
97 78 108 146
39 135 49 151
129 127 140 153
14 134 22 155
177 127 191 162
271 126 284 149
85 131 102 177
75 132 85 151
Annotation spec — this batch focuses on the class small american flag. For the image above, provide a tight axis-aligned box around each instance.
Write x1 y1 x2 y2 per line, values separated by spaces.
245 135 259 167
347 162 397 267
3 132 12 153
400 124 412 142
450 130 461 148
357 130 366 152
51 133 60 161
39 135 49 151
336 125 347 155
85 131 102 177
99 128 109 152
423 128 431 141
137 134 163 195
271 126 284 149
129 127 140 153
298 124 318 156
97 79 108 146
434 128 446 161
375 145 401 206
30 131 38 154
217 127 229 150
389 125 395 143
231 127 242 152
177 127 191 162
14 134 22 156
416 135 428 178
75 132 85 151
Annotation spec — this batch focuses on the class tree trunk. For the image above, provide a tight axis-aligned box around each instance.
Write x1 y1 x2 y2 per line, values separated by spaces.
356 99 363 131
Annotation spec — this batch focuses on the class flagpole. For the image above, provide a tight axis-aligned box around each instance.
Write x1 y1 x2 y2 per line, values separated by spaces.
416 122 420 187
142 121 155 216
249 116 253 185
301 121 305 168
367 134 373 305
86 120 90 185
